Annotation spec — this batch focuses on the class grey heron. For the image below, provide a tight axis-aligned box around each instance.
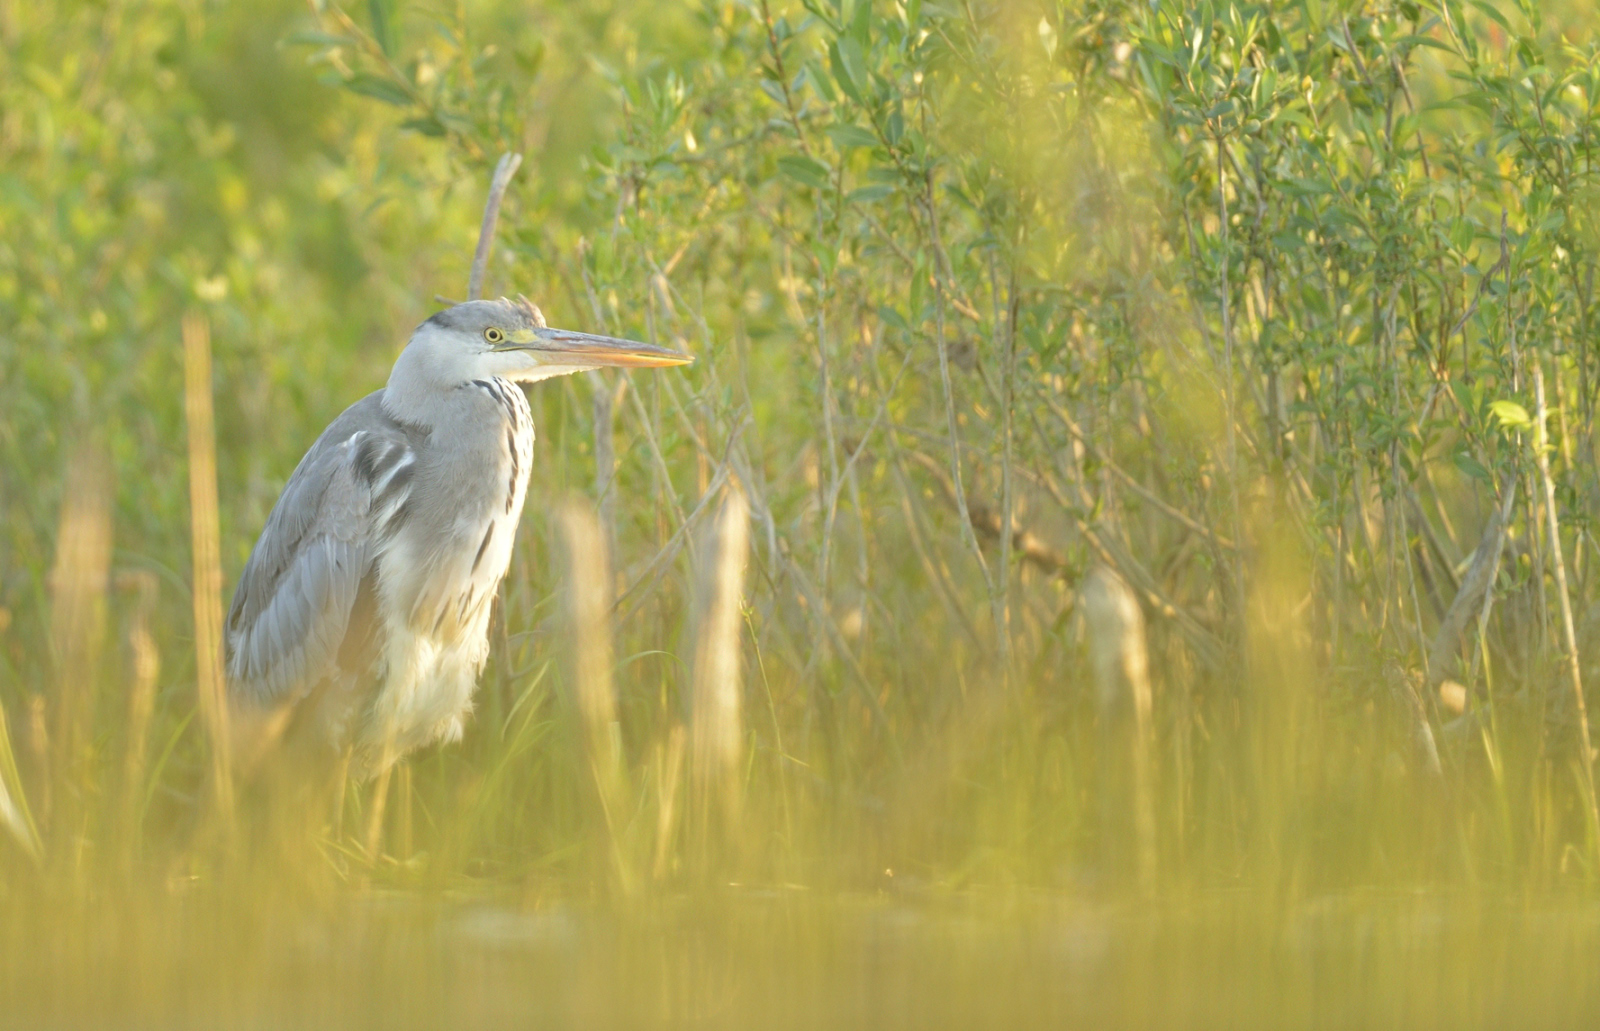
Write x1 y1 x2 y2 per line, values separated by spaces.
223 296 691 783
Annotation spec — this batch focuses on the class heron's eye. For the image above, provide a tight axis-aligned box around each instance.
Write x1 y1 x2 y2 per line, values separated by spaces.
485 327 505 344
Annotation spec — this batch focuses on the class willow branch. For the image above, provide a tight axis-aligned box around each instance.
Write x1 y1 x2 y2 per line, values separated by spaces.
468 152 523 301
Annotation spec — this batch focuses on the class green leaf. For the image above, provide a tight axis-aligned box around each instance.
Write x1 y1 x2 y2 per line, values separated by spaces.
826 124 878 150
1453 451 1493 483
514 40 546 75
778 155 831 189
400 116 447 137
828 41 861 104
849 0 872 44
878 305 909 332
1490 399 1533 431
1399 33 1457 54
832 36 869 104
344 73 412 106
368 0 395 56
283 30 355 48
847 184 893 204
804 59 838 103
758 79 789 107
1468 0 1514 35
884 109 903 145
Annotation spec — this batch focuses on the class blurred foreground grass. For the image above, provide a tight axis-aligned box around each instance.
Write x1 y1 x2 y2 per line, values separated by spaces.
9 0 1600 1024
14 887 1600 1028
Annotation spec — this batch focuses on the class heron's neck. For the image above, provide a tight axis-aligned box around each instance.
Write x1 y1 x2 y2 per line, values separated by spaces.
383 333 473 429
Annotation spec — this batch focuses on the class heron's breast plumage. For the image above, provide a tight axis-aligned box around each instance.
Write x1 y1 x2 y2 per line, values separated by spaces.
357 377 533 763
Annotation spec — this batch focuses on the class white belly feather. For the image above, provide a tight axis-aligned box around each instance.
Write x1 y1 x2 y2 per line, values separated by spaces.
358 377 533 765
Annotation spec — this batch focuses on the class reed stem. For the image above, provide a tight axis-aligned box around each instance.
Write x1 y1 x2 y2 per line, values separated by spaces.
182 311 234 826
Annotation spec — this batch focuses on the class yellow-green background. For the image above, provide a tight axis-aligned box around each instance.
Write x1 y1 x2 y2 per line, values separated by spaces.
7 0 1600 1025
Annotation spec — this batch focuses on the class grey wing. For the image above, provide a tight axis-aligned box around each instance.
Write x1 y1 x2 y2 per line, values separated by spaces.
225 392 419 706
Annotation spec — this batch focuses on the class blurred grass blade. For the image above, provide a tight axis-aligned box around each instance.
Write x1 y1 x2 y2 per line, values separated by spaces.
116 571 160 846
558 501 631 891
691 487 750 842
47 436 113 851
0 697 42 862
1533 361 1600 840
1082 564 1155 892
652 725 686 881
182 311 234 826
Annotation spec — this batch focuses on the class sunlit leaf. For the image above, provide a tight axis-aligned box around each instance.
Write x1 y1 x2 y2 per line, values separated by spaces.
1490 399 1533 432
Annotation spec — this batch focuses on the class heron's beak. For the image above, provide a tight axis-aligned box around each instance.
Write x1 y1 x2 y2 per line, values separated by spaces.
495 327 694 368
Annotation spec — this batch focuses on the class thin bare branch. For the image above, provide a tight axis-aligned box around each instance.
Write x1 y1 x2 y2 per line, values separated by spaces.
468 152 523 301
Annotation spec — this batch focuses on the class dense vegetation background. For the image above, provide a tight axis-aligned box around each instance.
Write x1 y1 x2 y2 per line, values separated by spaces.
10 0 1600 1023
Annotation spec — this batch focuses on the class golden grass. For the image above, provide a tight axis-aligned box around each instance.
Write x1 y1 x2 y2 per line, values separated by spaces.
182 311 234 826
690 487 749 841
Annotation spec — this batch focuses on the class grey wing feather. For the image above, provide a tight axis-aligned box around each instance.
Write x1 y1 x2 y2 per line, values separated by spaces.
225 391 421 706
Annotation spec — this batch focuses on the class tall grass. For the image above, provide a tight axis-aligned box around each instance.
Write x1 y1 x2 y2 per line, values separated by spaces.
8 0 1600 1023
182 310 234 827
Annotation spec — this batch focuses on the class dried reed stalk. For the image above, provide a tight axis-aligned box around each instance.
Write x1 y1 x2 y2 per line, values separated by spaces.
117 570 160 842
26 696 49 829
652 725 686 881
1082 564 1156 892
396 763 413 863
1533 362 1600 831
690 487 749 833
183 311 234 824
362 743 397 859
48 436 112 846
0 697 41 861
558 502 629 885
591 374 617 566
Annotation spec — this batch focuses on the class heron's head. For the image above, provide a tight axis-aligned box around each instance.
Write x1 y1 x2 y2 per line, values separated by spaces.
395 296 693 393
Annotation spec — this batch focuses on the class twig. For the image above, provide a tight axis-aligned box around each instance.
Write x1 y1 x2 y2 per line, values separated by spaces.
1425 482 1511 691
731 452 899 754
468 152 523 301
995 265 1017 677
896 448 1066 573
901 442 1224 668
1041 393 1236 551
1025 407 1227 668
926 205 994 604
755 0 815 159
613 458 734 627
